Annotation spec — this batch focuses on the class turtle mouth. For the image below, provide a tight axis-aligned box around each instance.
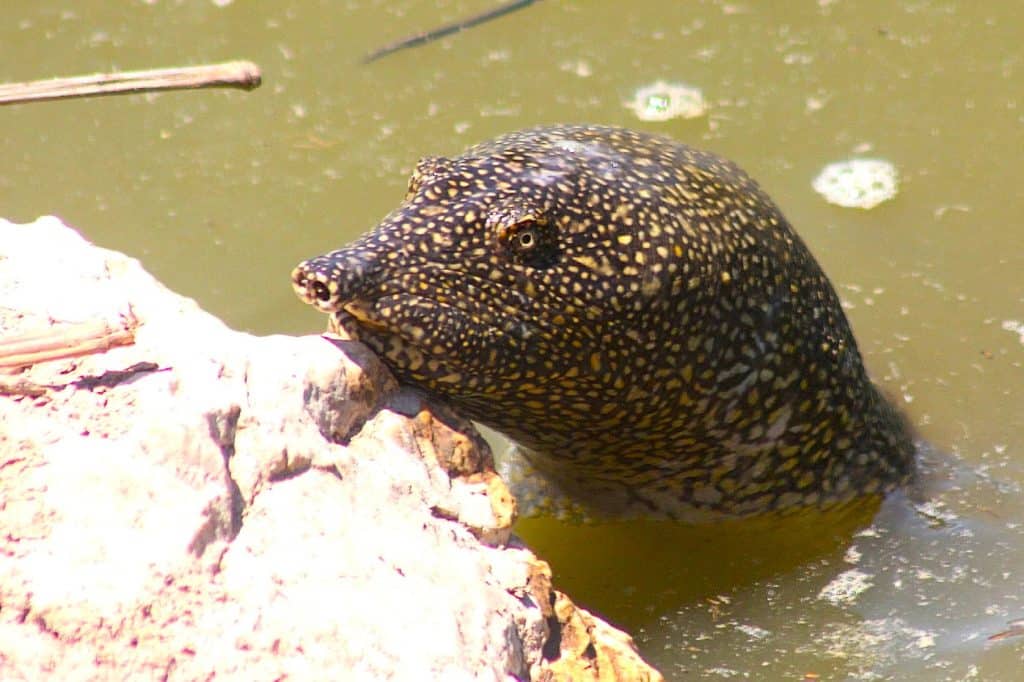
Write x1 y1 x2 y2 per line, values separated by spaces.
336 295 483 388
340 300 391 333
329 291 539 387
321 299 407 345
329 293 462 352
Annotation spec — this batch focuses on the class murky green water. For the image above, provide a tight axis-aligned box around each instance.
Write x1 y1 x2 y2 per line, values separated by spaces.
3 1 1022 679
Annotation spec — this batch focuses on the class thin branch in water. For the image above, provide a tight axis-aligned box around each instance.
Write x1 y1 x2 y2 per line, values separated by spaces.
0 61 261 106
363 0 539 64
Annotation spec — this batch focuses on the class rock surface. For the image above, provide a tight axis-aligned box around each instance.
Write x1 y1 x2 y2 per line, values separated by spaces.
0 216 662 681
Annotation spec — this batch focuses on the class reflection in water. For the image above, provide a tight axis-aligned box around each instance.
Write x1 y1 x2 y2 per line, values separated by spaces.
515 499 878 631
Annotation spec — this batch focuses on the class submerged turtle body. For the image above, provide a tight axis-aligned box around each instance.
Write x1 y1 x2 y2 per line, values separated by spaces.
293 125 915 518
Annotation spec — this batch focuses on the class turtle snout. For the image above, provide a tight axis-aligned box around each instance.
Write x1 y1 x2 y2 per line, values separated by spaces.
291 248 384 313
291 265 338 310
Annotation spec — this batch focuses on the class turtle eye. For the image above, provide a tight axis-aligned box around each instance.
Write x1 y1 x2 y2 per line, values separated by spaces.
516 228 536 250
503 219 559 268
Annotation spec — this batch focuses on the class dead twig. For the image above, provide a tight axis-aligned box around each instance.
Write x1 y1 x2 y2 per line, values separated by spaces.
0 60 261 106
0 315 138 369
363 0 539 64
988 618 1024 642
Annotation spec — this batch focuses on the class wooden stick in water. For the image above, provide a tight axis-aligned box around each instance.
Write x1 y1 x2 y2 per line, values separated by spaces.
363 0 539 64
0 60 261 106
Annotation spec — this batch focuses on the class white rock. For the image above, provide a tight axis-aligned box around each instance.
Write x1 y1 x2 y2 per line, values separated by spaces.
0 216 662 682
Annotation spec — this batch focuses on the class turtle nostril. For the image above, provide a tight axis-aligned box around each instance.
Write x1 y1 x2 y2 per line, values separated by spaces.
311 280 332 302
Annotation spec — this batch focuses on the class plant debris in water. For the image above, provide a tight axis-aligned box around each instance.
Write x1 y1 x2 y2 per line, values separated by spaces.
625 80 707 122
812 159 898 209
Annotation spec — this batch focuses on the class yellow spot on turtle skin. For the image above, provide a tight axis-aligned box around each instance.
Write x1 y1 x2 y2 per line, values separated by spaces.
589 353 602 372
780 455 801 473
617 234 633 245
626 387 646 401
721 270 732 284
420 205 447 217
571 255 599 270
776 491 803 508
612 204 633 221
796 471 816 489
780 444 801 459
